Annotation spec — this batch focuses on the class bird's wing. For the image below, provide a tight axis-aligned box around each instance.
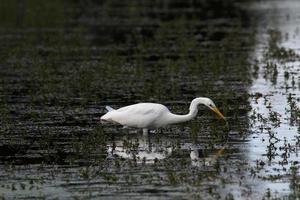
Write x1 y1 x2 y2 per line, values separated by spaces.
110 103 167 128
117 103 164 116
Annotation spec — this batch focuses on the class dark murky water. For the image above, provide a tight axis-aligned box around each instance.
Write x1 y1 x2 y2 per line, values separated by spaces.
0 0 299 199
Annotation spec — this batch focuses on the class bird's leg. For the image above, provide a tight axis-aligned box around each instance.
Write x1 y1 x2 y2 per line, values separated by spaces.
141 131 152 152
142 128 149 136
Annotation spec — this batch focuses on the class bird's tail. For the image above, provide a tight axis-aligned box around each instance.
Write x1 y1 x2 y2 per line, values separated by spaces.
101 106 115 122
105 106 115 112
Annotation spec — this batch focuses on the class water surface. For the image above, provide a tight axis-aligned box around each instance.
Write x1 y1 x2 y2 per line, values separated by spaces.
0 0 299 199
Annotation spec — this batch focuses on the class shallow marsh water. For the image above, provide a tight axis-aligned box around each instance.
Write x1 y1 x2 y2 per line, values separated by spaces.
247 1 300 198
0 0 299 199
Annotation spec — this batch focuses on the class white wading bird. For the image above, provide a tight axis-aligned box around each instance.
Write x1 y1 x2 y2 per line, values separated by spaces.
101 97 225 134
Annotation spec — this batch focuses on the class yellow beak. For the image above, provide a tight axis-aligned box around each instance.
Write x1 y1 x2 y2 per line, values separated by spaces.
212 107 226 120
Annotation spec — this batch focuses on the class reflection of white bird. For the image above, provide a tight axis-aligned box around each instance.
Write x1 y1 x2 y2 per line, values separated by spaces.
107 135 173 163
101 97 225 133
108 146 172 163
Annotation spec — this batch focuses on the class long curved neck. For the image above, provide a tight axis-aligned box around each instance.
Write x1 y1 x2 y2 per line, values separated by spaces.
166 100 200 124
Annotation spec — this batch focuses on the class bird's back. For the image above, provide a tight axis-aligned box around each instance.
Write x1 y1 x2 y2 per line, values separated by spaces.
101 103 169 128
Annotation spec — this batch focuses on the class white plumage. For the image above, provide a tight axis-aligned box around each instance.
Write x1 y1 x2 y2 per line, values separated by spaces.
101 97 225 133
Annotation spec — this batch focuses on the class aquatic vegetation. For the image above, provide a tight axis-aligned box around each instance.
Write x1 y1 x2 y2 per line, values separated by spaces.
247 1 300 197
289 165 300 198
265 29 299 61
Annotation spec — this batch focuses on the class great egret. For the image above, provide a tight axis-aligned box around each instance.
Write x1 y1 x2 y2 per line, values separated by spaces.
101 97 225 133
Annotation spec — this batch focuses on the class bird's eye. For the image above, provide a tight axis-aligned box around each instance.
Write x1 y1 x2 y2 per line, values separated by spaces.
209 104 212 107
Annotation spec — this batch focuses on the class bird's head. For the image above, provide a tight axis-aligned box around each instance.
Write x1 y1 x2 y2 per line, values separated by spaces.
193 97 226 120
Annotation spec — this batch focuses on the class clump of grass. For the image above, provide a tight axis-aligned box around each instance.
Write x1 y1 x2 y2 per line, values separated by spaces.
166 170 178 186
263 62 278 85
289 165 300 198
265 29 299 61
72 125 108 164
